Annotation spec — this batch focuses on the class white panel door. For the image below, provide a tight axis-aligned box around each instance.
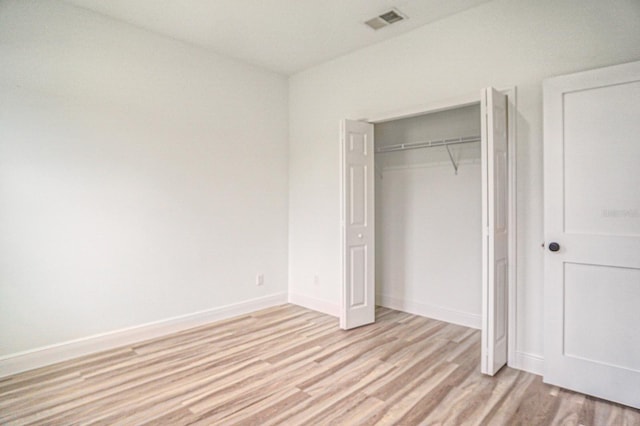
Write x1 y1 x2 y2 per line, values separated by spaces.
340 119 375 330
481 87 509 376
544 61 640 409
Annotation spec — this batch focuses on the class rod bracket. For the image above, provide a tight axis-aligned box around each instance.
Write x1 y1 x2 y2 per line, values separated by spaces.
445 144 458 175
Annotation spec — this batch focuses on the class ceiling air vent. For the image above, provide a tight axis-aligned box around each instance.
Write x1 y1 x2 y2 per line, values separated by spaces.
365 8 407 30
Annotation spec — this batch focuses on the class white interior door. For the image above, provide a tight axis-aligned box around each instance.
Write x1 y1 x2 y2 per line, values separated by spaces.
340 119 375 330
543 61 640 409
481 87 509 375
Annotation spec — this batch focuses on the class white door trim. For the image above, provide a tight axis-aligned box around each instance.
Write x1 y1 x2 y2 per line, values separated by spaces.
361 88 518 367
504 87 518 370
364 92 482 124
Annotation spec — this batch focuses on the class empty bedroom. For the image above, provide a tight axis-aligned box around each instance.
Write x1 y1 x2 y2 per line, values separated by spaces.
1 0 640 424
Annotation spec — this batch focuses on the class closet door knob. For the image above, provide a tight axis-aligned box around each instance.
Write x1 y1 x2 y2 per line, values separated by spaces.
548 242 560 252
357 233 363 239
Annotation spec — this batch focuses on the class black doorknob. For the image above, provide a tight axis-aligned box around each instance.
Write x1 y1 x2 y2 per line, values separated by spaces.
548 242 560 252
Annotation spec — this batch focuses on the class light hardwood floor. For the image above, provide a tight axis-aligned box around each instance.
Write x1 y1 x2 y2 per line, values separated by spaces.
1 304 639 425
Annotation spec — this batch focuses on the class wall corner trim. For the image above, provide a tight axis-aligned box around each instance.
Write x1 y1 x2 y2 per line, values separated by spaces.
0 292 288 378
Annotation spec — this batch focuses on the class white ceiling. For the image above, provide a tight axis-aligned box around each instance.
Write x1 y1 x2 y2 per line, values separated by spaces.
63 0 493 75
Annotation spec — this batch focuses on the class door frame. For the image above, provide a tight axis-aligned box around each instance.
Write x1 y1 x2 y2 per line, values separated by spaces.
352 87 518 367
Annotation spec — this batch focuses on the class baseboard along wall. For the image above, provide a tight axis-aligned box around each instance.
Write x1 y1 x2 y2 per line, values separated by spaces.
510 351 544 376
287 293 340 318
376 294 482 330
1 291 544 378
0 293 288 378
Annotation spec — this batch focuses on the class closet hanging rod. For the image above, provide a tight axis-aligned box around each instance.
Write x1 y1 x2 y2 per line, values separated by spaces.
375 135 481 154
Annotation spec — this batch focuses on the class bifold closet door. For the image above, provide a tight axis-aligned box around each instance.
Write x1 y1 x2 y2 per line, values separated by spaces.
340 119 375 330
481 87 509 376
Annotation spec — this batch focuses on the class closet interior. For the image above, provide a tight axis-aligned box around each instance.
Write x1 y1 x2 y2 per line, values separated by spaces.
374 103 483 326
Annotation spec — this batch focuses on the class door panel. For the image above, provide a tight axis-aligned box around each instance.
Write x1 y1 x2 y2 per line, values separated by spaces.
544 60 640 409
564 263 640 371
481 87 509 375
563 81 640 236
349 245 367 307
341 119 375 330
349 164 367 226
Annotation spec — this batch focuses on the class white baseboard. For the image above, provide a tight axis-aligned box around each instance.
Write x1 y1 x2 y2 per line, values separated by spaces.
288 293 340 317
510 351 544 376
377 294 482 330
0 292 287 378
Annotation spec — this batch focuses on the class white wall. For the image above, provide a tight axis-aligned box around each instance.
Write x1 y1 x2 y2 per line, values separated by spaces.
375 106 483 328
288 0 640 369
0 0 289 357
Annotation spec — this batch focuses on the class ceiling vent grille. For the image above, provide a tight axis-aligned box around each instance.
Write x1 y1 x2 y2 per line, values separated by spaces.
365 8 407 30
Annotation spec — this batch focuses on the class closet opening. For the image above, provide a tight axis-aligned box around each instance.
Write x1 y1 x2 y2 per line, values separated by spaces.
339 88 515 375
374 103 483 336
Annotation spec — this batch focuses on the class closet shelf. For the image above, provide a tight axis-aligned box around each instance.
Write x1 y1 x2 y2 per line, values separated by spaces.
374 135 481 154
375 135 481 175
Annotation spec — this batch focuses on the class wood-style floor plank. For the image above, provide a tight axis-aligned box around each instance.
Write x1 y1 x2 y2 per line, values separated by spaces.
1 304 638 425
